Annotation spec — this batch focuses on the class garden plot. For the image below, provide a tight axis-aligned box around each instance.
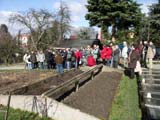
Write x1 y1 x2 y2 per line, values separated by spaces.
0 69 82 95
63 71 122 120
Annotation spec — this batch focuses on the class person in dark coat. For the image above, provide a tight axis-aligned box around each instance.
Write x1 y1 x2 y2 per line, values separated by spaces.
45 49 54 69
142 41 148 68
128 44 140 79
30 51 37 69
138 40 144 65
91 39 103 50
112 45 120 68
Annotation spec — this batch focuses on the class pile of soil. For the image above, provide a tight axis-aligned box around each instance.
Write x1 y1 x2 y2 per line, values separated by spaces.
63 72 122 120
0 69 83 95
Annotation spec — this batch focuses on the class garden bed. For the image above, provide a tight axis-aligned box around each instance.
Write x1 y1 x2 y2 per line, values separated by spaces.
0 69 83 95
63 71 122 120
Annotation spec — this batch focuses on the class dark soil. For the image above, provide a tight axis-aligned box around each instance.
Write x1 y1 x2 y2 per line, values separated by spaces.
19 69 83 95
0 69 83 95
63 72 122 120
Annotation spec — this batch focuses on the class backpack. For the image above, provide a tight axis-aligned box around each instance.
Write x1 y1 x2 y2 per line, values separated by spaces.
67 52 72 59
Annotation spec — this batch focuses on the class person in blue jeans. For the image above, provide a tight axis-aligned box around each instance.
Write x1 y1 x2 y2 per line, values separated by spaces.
54 52 64 74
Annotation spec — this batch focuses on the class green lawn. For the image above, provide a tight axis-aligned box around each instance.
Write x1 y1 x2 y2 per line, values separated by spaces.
109 75 141 120
0 107 52 120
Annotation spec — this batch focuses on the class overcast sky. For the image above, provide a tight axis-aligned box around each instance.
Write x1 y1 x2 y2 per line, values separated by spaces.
0 0 158 35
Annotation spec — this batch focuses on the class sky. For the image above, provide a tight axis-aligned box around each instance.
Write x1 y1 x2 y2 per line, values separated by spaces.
0 0 158 35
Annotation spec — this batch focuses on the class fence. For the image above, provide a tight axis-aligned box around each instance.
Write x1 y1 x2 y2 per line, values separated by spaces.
140 69 160 119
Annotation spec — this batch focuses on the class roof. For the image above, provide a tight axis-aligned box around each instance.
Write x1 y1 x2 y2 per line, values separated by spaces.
59 39 95 48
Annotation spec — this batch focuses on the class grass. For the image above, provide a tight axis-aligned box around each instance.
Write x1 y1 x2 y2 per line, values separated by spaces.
0 106 53 120
109 75 141 120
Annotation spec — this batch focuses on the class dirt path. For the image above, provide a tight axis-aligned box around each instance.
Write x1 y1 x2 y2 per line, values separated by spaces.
63 72 122 120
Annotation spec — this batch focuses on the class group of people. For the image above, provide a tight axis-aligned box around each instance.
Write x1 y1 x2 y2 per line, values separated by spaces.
23 48 86 74
122 40 156 79
23 40 156 77
22 43 120 71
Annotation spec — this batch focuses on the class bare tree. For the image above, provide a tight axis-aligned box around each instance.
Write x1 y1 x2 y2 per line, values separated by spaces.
56 1 71 45
9 9 53 50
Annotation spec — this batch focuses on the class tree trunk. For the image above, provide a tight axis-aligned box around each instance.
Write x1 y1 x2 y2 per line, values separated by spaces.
36 31 45 49
30 36 37 50
57 23 62 46
4 55 9 65
111 23 116 42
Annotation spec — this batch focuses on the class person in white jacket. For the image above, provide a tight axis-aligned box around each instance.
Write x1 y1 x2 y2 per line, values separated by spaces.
121 41 128 67
23 52 31 69
37 50 45 69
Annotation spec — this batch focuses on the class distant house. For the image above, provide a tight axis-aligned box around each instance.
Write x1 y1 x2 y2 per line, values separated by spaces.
18 34 30 48
69 35 78 40
19 34 29 44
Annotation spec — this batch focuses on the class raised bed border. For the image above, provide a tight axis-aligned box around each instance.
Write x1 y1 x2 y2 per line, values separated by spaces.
42 64 103 99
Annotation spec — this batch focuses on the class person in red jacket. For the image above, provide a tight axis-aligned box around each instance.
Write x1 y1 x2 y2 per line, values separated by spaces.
105 45 112 67
87 55 96 66
100 45 107 65
75 49 82 68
